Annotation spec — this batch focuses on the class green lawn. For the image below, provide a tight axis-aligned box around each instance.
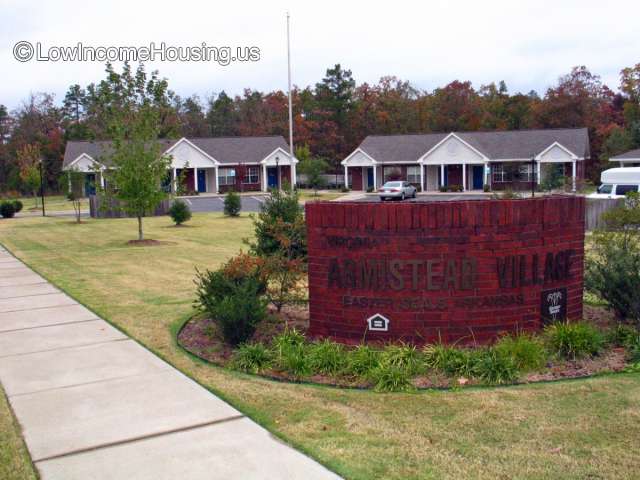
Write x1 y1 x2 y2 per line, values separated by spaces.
297 189 345 203
0 385 36 480
1 214 639 479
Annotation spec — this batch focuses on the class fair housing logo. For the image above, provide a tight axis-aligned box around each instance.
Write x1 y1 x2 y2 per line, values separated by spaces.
13 41 260 66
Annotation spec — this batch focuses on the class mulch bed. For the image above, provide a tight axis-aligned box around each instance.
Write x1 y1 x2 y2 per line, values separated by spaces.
177 303 634 390
126 239 176 246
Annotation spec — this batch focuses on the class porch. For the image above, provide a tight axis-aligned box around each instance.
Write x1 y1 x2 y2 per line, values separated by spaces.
167 164 295 195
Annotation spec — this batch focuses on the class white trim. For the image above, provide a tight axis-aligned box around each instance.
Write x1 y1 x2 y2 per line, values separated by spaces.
64 153 105 171
259 147 298 165
341 148 378 166
163 137 220 166
535 141 579 161
419 133 490 164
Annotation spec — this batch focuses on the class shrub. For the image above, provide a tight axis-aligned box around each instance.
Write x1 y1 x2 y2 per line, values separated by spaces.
12 200 23 213
544 322 604 360
605 324 639 348
473 348 519 385
424 344 477 377
223 190 241 217
345 345 381 377
248 187 306 259
340 186 349 193
0 201 16 218
271 328 310 377
261 254 306 312
307 339 347 375
368 364 416 393
169 199 192 225
194 254 267 346
627 335 640 363
194 254 266 315
586 231 640 325
494 333 548 371
233 342 273 373
380 343 423 375
213 278 267 346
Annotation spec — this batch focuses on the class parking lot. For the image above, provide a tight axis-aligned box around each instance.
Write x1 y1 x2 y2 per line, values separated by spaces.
182 195 267 213
351 193 491 202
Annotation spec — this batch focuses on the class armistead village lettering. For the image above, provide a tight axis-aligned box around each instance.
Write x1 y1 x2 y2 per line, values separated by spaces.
306 197 585 344
327 249 574 312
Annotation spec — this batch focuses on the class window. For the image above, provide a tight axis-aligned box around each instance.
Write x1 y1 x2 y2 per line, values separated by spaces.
518 163 535 182
492 164 506 183
218 168 236 186
597 184 613 194
383 167 402 182
492 163 536 183
407 166 421 184
615 184 638 196
243 166 259 184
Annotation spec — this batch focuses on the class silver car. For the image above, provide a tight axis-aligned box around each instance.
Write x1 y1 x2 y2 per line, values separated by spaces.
378 181 417 201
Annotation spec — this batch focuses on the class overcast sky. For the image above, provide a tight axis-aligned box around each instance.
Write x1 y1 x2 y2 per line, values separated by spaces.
1 0 639 111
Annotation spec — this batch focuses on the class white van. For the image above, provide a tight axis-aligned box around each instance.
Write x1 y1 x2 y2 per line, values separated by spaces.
589 167 640 199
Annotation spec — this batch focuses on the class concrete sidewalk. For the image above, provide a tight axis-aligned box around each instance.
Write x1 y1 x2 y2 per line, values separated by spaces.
0 247 339 480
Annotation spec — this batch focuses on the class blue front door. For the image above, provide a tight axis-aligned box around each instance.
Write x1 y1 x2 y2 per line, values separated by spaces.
267 167 278 188
197 170 206 193
367 167 374 189
472 165 484 190
84 173 96 196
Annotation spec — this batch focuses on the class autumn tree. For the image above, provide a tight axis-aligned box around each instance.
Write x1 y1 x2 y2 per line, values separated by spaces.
16 144 41 207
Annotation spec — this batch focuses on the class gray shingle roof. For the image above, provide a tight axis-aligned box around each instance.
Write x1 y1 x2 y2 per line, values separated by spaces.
357 128 590 162
63 136 290 168
610 148 640 160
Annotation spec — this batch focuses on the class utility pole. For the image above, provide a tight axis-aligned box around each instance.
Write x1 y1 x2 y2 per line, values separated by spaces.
39 157 46 216
286 12 294 166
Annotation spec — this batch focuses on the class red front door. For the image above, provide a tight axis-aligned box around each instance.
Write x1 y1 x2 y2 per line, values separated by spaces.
447 165 462 187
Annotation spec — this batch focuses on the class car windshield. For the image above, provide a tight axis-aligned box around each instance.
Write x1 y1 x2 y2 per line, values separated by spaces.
383 182 403 188
597 184 613 194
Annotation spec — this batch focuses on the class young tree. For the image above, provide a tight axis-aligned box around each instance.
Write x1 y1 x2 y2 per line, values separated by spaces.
61 167 85 223
104 105 171 241
298 156 328 195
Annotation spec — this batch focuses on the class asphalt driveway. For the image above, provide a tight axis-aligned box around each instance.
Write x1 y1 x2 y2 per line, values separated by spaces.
181 195 267 213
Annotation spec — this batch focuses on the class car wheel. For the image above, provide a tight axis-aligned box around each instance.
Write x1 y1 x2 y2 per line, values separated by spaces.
401 193 405 201
412 190 417 198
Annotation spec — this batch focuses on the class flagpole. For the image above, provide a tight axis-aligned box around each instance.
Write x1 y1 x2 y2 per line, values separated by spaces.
286 12 294 163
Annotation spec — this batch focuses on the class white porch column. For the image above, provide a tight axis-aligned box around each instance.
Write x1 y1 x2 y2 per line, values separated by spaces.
172 168 177 193
484 162 490 188
291 162 297 187
571 160 576 192
440 164 445 188
99 171 105 188
344 165 349 189
214 166 219 194
536 161 541 185
462 164 466 191
420 164 425 192
262 164 268 192
372 165 377 190
194 167 198 193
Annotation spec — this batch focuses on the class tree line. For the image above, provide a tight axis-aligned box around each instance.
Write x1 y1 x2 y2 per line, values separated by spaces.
1 61 640 192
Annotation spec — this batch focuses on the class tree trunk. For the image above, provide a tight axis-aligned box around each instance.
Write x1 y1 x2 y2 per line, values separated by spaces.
137 216 143 241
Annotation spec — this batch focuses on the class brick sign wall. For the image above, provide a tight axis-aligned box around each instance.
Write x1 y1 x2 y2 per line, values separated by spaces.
306 196 585 345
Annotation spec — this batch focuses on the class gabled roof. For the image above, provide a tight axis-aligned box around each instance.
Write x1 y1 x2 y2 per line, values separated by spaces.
356 128 590 163
63 136 290 169
610 148 640 161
